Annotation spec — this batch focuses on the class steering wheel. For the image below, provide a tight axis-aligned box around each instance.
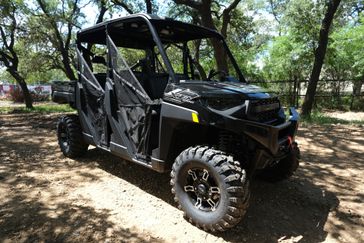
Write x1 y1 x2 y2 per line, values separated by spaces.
207 69 227 81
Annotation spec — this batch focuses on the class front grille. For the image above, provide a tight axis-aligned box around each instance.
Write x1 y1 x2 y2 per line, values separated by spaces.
248 97 280 124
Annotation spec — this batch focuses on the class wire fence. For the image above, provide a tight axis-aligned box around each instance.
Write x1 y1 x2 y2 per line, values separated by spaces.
250 79 364 110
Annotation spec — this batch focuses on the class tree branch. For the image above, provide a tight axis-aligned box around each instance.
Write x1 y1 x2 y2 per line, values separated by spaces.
112 0 134 14
269 0 281 24
96 0 107 24
9 2 17 51
221 0 242 37
0 26 10 50
0 50 13 67
36 0 65 51
173 0 202 10
65 0 79 49
0 4 18 68
145 0 152 14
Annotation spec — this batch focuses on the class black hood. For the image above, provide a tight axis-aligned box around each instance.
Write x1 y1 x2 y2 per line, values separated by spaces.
164 81 273 101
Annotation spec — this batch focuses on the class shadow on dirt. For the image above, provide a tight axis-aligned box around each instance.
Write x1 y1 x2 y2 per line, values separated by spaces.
79 122 364 242
0 114 164 242
1 114 362 242
82 148 340 242
0 195 155 242
0 161 162 242
80 149 175 205
220 178 339 242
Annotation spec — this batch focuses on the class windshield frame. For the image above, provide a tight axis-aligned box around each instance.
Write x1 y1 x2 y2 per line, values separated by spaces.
76 14 247 84
151 28 247 84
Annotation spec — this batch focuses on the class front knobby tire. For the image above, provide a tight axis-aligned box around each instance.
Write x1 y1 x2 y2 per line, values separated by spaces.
57 115 88 158
170 146 250 232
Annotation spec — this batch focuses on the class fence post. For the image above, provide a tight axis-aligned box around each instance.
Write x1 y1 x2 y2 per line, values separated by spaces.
350 93 355 110
293 77 297 108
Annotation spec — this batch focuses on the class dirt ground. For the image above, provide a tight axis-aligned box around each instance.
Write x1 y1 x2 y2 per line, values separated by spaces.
0 113 363 243
323 111 364 121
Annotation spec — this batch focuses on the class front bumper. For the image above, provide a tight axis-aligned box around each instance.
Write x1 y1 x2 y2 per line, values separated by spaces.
245 107 300 169
242 107 299 155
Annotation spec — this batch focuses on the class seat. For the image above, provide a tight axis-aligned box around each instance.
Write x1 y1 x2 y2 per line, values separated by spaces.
144 74 169 99
94 73 107 89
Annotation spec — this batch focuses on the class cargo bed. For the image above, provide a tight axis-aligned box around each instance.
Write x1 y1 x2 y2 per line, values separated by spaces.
51 81 76 108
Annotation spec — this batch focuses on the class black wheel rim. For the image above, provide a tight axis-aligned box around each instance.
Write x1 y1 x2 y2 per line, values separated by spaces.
181 166 221 212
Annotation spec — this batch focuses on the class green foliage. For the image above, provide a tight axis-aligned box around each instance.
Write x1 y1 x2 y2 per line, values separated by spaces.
326 14 364 80
168 0 269 80
25 0 87 80
0 0 69 84
262 0 327 81
262 0 362 82
1 0 363 112
263 35 312 80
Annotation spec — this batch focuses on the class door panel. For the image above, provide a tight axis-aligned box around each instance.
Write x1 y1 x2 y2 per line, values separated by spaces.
107 36 153 157
76 49 107 146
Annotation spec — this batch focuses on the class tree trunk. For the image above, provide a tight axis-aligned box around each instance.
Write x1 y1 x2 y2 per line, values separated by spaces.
9 69 33 109
353 79 363 96
350 79 363 110
18 79 33 109
62 52 77 81
145 0 152 13
199 8 228 73
301 0 341 117
173 0 241 73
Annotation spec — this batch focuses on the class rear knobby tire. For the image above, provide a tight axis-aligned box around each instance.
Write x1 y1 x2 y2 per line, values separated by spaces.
170 146 250 232
259 142 300 182
57 115 88 158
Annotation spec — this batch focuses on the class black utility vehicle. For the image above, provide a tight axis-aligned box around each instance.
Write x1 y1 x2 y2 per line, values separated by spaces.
53 14 300 232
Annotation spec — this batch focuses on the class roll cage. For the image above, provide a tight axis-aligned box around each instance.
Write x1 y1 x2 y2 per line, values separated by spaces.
73 13 249 166
76 13 246 85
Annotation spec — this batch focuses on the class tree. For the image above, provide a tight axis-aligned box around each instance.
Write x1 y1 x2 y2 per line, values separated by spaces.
94 0 108 24
111 0 158 14
267 0 290 36
301 0 342 117
29 0 82 81
173 0 242 73
326 1 364 97
28 0 158 84
0 0 33 108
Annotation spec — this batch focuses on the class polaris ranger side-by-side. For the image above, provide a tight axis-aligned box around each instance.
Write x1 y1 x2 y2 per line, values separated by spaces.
53 14 300 232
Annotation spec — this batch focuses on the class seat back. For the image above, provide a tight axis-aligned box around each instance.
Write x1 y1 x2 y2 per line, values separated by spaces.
94 73 107 89
145 74 169 100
